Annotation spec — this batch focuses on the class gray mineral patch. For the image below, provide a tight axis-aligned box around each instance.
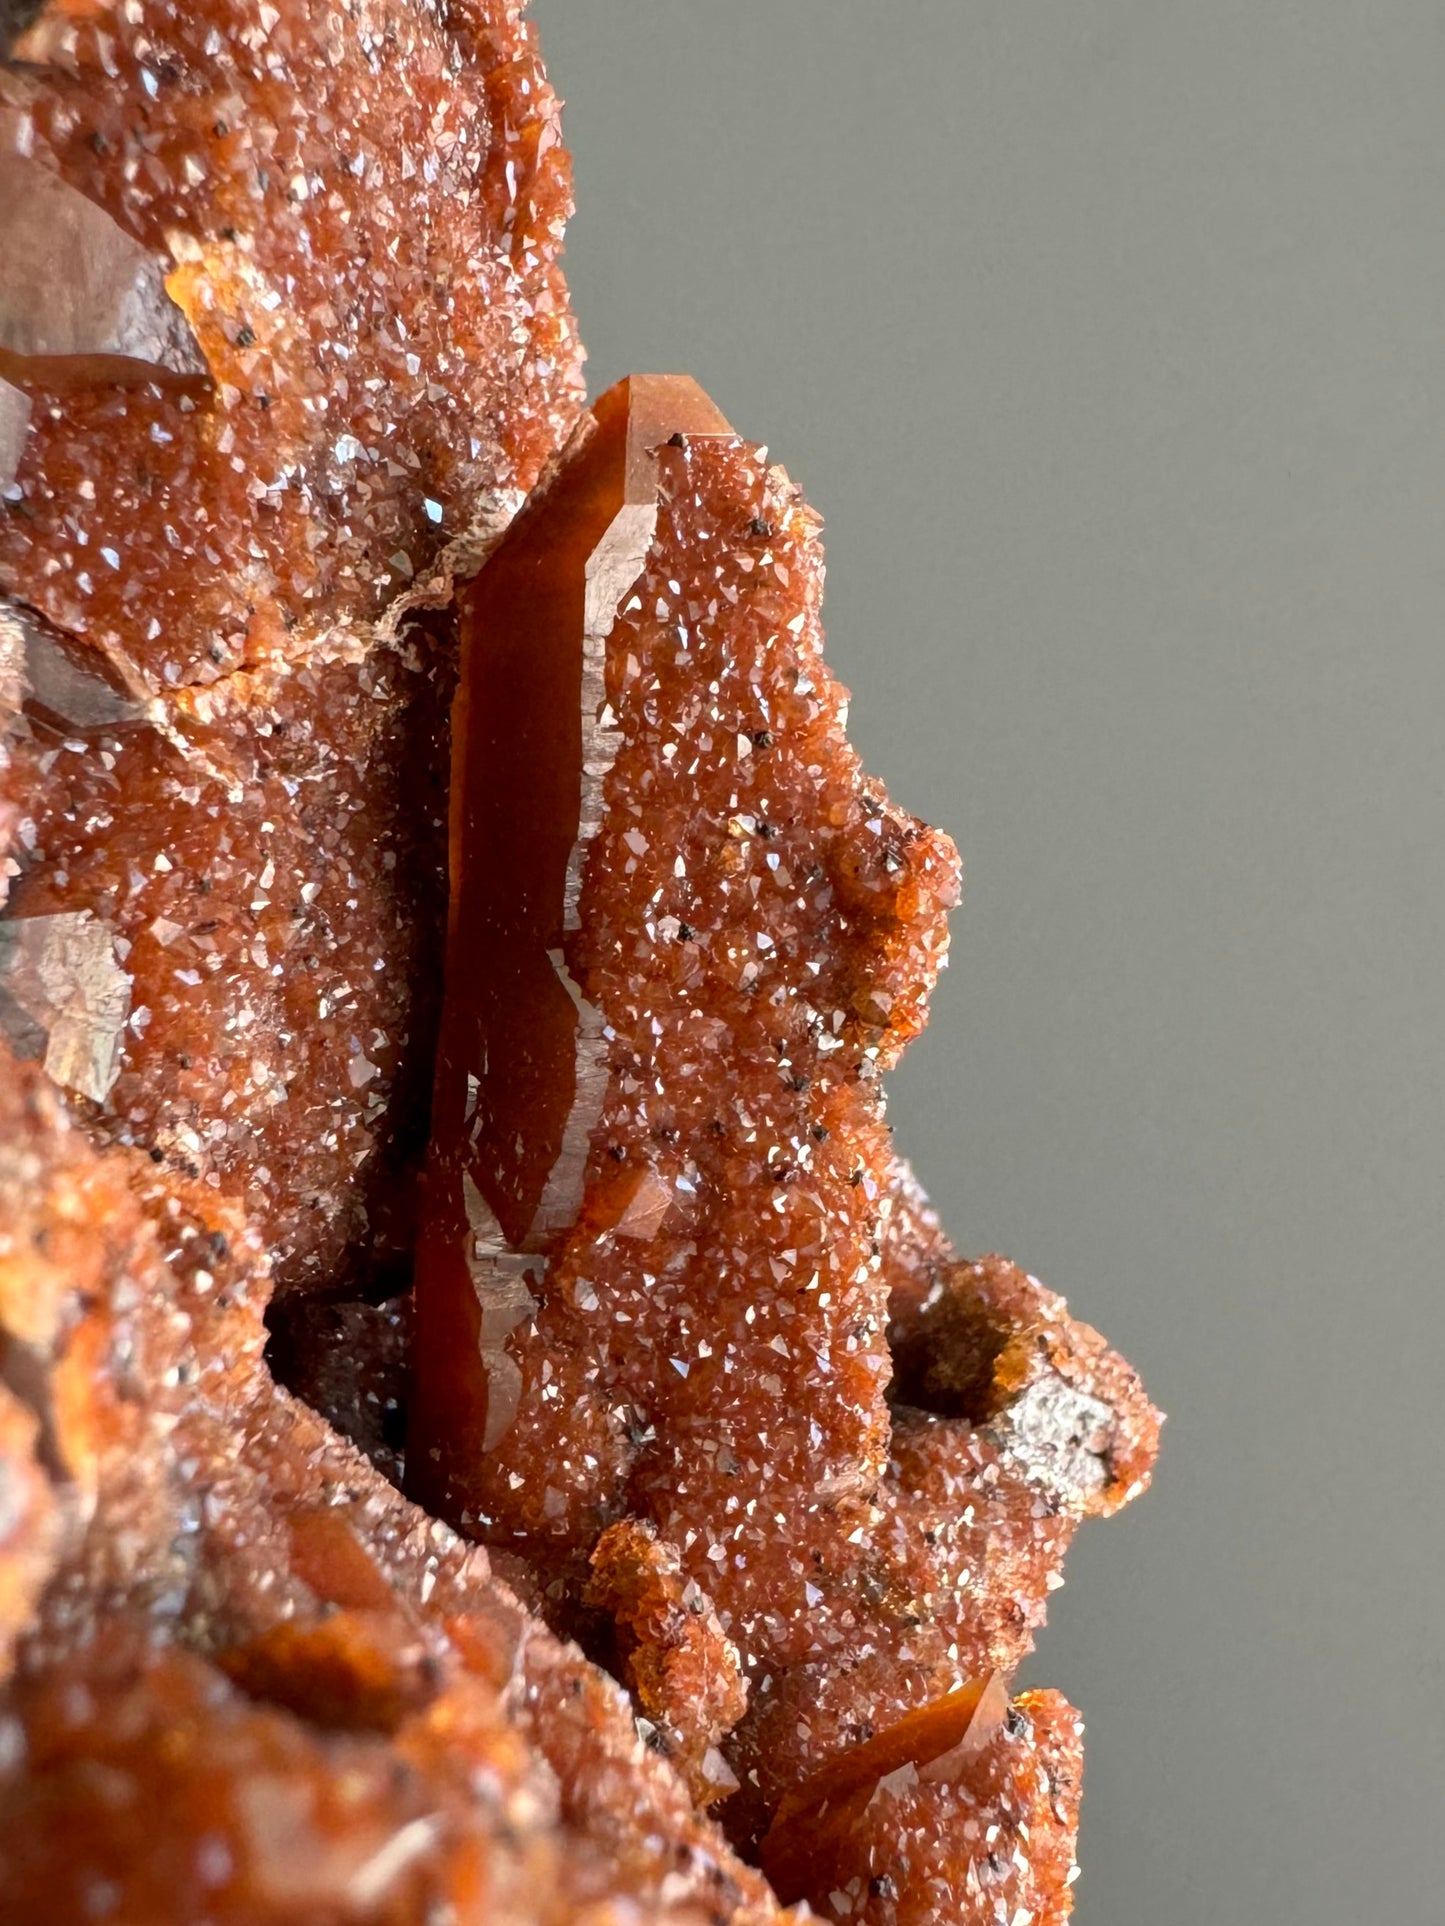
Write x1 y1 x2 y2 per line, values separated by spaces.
0 911 131 1102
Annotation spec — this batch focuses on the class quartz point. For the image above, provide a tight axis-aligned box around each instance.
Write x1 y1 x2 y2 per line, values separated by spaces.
410 375 736 1502
0 907 130 1101
0 152 209 389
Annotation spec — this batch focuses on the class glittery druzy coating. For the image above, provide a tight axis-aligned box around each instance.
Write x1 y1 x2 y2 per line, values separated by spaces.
0 6 1161 1920
2 0 582 689
408 376 1161 1918
0 1048 795 1925
1 0 585 1293
410 374 962 1562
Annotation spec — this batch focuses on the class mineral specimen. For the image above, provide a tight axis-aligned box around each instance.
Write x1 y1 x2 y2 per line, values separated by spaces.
0 0 582 689
0 1043 792 1924
6 636 460 1293
0 4 1159 1922
0 0 584 1290
407 373 1160 1915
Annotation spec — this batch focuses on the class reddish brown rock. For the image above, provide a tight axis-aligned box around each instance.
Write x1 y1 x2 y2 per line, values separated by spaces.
890 1248 1160 1517
763 1687 1087 1926
1 0 582 691
410 375 961 1560
0 7 1159 1919
0 1638 563 1925
0 1043 797 1924
4 635 456 1292
587 1517 748 1809
406 373 1160 1921
758 1672 1010 1902
0 0 584 1294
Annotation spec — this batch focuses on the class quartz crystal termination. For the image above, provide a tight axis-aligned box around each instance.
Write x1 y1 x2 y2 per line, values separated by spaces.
411 372 960 1540
411 375 1160 1921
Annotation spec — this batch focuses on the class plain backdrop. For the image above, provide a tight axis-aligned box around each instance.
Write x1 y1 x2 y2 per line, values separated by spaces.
532 5 1444 1921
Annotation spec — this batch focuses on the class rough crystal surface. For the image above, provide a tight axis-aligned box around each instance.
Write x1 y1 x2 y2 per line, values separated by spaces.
0 0 585 1292
6 636 457 1291
1 0 583 691
411 377 962 1547
0 1045 794 1924
408 375 1160 1916
586 1516 748 1809
0 7 1159 1920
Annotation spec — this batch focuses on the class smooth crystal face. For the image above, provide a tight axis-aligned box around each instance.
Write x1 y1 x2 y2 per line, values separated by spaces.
0 150 209 386
0 378 30 492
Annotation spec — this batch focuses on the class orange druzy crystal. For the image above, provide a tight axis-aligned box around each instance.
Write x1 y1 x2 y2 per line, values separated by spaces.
0 9 1158 1922
406 374 1159 1915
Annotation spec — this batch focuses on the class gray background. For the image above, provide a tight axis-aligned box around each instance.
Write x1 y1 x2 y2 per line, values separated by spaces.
533 4 1443 1921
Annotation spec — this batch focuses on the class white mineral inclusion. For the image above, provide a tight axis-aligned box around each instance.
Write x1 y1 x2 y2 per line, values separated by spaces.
0 910 132 1102
0 379 29 495
523 498 659 1248
989 1373 1116 1506
462 1169 541 1450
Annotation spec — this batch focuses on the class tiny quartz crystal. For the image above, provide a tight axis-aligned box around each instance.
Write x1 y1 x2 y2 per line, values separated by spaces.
0 5 1159 1922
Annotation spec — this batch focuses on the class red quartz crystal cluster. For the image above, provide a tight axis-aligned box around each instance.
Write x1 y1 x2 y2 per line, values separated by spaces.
0 6 1159 1923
